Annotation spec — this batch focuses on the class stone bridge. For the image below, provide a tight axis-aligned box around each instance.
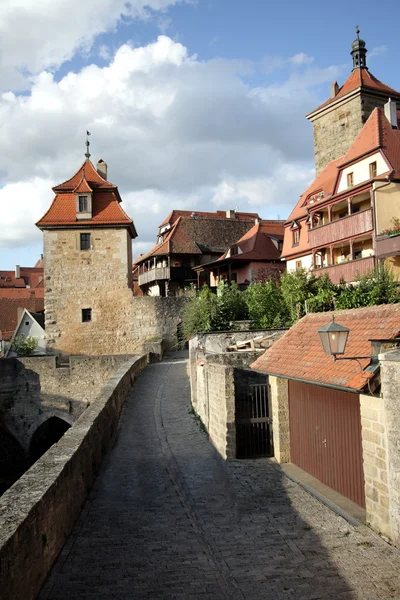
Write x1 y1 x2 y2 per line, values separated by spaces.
0 354 139 491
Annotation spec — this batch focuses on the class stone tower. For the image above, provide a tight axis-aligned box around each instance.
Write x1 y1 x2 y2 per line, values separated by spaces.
36 149 137 355
307 29 400 174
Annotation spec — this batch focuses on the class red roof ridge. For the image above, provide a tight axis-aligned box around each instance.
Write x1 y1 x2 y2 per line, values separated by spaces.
308 68 400 117
53 160 116 192
73 172 93 194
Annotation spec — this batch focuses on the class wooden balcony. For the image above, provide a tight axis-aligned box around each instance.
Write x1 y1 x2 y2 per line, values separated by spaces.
375 233 400 259
312 256 375 284
138 266 196 286
309 209 373 247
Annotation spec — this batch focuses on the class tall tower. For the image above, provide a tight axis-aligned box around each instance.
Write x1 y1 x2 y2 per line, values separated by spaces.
307 29 400 174
36 142 137 355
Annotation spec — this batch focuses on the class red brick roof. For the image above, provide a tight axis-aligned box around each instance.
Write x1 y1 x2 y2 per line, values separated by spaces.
251 304 400 391
0 288 44 299
36 161 136 237
0 297 44 341
309 68 400 116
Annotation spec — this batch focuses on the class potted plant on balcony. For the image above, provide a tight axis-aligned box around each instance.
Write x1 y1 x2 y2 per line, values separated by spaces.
380 217 400 237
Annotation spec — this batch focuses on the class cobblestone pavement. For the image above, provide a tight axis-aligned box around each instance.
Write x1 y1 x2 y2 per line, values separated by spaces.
40 351 400 600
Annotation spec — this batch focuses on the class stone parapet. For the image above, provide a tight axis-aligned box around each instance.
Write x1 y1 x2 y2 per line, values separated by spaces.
0 354 147 600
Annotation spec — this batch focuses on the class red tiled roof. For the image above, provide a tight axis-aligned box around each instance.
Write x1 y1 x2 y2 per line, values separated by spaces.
0 297 44 341
0 267 44 290
135 211 261 265
0 288 44 299
251 304 400 391
218 220 284 262
53 160 115 191
309 68 400 116
159 210 260 228
73 176 93 194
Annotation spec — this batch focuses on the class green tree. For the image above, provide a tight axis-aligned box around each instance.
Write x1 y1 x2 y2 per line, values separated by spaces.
244 281 289 328
215 281 247 328
182 286 218 340
335 265 399 309
10 334 38 357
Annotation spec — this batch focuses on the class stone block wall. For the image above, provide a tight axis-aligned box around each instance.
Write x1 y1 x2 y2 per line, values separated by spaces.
0 354 135 451
360 393 390 538
206 363 236 459
269 376 290 463
310 91 392 175
379 350 400 546
0 354 147 600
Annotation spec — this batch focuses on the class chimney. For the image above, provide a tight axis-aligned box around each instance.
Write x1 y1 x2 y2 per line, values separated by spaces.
330 82 339 99
384 99 398 129
97 159 108 179
15 265 20 279
226 209 235 219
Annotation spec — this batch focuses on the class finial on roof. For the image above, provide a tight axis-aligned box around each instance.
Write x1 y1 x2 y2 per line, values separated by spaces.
351 27 367 71
85 130 91 160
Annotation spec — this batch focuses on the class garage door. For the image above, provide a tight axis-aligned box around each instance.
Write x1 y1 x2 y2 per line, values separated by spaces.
288 380 365 508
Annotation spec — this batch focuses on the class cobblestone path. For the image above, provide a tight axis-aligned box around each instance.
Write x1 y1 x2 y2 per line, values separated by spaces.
40 351 400 600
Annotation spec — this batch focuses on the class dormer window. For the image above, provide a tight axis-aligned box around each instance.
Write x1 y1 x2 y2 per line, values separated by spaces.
79 196 88 212
290 220 301 246
369 162 377 179
75 192 92 220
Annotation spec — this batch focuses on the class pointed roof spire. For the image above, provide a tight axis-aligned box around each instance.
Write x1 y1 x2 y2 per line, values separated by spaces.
351 26 367 71
85 130 91 161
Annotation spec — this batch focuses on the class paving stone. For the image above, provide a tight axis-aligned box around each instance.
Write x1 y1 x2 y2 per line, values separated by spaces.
39 350 400 600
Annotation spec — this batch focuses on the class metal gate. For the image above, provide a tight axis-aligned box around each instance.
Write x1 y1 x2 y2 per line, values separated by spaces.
288 380 365 508
236 383 273 458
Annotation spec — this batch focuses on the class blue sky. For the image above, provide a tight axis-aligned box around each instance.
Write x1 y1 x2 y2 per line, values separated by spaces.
1 0 399 270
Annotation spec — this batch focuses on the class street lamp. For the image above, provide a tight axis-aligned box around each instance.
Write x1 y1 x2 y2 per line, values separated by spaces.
318 315 349 360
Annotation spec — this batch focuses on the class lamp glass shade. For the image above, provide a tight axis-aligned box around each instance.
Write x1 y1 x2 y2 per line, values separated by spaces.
318 320 349 356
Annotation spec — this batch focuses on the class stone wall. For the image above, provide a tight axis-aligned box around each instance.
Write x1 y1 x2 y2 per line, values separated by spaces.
360 393 390 538
0 354 147 600
206 363 236 459
44 228 134 355
379 349 400 546
43 226 188 357
310 92 392 175
0 354 134 451
269 376 290 463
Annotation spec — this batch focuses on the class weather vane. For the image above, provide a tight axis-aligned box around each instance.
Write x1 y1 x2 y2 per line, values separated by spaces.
355 25 360 38
85 130 91 160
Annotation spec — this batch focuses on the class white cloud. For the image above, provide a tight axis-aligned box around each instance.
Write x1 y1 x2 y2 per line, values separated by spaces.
369 45 388 59
0 0 188 90
0 35 340 257
289 53 314 67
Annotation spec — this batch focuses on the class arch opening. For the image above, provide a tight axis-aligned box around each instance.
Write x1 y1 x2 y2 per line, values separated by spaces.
29 417 71 462
0 427 28 495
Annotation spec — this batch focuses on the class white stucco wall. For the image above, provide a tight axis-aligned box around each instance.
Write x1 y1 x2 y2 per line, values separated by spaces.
337 151 389 194
286 254 313 272
15 312 46 354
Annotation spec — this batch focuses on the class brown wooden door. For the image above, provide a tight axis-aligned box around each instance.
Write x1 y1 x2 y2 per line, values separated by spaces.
288 380 365 508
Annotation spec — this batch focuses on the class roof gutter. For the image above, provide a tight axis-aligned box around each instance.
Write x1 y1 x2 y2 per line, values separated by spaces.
250 369 364 394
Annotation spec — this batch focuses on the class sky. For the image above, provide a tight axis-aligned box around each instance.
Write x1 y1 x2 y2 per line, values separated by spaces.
1 0 399 270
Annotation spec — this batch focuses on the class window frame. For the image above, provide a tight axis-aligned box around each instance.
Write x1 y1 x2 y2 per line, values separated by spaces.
78 195 88 212
292 229 300 246
369 161 377 179
80 232 91 251
347 172 354 188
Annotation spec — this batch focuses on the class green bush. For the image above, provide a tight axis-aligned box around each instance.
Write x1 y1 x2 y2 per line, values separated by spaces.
10 334 38 356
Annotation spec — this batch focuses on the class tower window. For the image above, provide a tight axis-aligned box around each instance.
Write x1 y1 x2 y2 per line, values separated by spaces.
347 172 354 188
80 233 91 250
82 308 92 322
369 162 377 178
78 196 88 212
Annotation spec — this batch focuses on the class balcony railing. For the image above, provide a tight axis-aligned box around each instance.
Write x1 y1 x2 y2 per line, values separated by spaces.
375 233 400 259
309 209 373 247
312 256 376 284
138 266 196 286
